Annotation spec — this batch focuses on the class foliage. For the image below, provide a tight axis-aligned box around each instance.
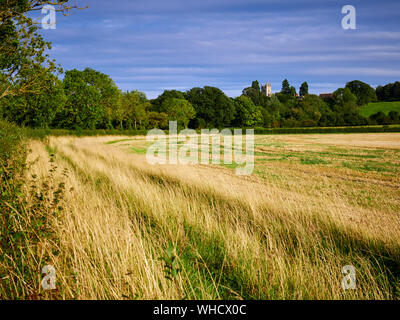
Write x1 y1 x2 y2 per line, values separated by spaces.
0 14 58 99
1 55 399 131
0 70 66 128
376 82 400 101
280 79 290 95
330 87 367 126
147 111 168 129
369 111 390 125
118 90 149 129
0 1 82 99
55 68 120 129
359 101 400 118
159 98 196 130
232 96 263 127
242 81 262 106
159 242 181 282
289 86 297 97
186 86 235 128
299 82 308 97
0 119 67 299
345 80 377 106
150 90 186 112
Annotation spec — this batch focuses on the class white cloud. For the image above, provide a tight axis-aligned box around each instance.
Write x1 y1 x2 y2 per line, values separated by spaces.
306 68 400 77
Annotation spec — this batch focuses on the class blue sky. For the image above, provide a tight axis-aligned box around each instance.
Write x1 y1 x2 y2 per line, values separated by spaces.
37 0 400 99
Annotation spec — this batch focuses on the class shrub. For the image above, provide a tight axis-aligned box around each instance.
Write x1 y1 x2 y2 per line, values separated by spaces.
0 120 66 299
0 120 28 298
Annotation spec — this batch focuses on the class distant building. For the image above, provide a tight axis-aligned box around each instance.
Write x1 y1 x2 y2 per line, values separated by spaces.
319 93 334 99
261 83 272 97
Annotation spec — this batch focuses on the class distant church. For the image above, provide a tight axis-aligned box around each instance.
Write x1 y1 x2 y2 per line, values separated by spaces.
261 83 272 97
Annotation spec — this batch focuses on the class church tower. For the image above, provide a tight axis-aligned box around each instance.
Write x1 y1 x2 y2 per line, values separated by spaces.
261 83 272 97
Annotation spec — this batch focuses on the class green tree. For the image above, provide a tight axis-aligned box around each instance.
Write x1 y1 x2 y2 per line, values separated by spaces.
281 79 290 95
334 87 357 109
187 86 235 128
147 111 168 129
233 96 262 127
370 111 390 125
251 80 260 92
290 86 297 97
119 90 149 129
264 95 282 113
298 94 326 124
56 68 120 129
388 111 400 124
0 1 83 99
242 80 261 105
150 90 186 112
260 108 273 127
376 82 400 101
299 82 309 97
333 87 367 125
160 98 196 129
0 68 66 128
242 87 259 106
376 85 384 101
345 80 377 106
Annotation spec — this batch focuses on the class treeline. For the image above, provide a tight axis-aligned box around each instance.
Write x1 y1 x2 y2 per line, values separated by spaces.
1 69 399 130
240 79 399 127
376 82 400 101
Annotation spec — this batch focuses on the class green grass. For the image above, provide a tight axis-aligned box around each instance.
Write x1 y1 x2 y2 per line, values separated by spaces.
105 139 133 145
300 157 330 165
360 101 400 118
130 147 148 155
341 160 398 173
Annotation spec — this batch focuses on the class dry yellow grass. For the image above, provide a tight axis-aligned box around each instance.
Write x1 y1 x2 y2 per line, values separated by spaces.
25 133 400 300
274 133 400 149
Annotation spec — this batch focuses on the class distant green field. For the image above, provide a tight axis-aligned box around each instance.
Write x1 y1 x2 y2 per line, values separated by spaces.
360 101 400 117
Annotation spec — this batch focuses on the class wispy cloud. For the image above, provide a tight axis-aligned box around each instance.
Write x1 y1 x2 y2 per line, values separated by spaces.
307 68 400 77
39 0 400 98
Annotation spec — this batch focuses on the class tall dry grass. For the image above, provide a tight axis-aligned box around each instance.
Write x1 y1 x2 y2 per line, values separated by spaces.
22 135 400 300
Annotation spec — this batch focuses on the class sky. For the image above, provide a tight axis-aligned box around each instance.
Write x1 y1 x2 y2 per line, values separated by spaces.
36 0 400 99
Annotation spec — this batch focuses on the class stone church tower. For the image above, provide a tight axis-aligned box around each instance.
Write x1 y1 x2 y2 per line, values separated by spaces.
261 83 272 97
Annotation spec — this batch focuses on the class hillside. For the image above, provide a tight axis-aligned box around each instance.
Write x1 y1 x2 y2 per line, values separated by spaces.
360 101 400 118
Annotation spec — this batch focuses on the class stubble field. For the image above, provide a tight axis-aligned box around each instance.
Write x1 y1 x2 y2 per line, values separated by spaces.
24 133 400 299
